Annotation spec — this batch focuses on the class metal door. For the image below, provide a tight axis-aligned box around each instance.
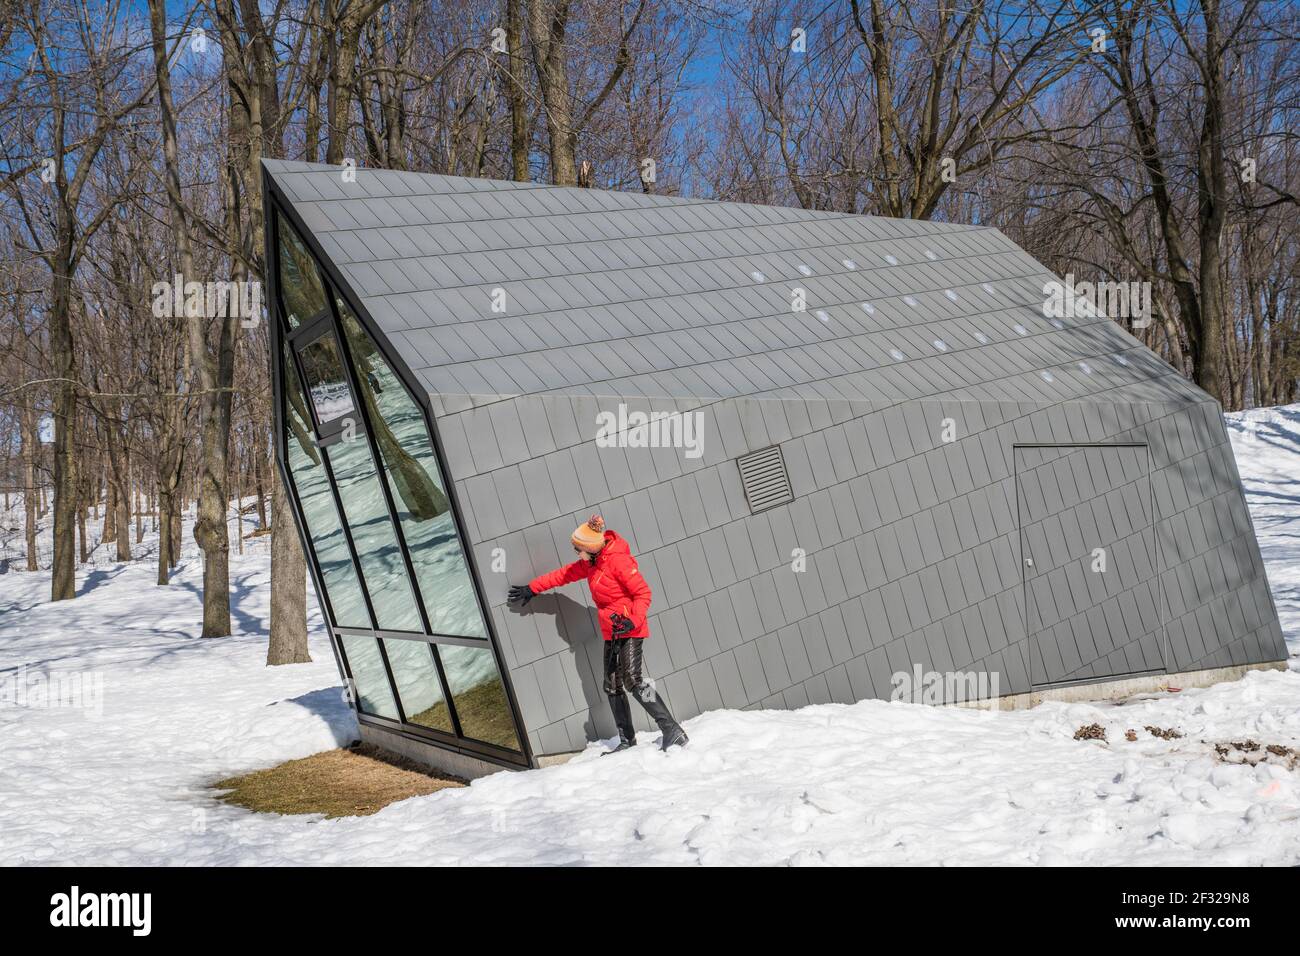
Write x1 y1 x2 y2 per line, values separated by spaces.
1015 444 1164 687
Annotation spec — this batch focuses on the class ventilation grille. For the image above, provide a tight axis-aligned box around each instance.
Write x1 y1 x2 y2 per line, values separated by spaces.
737 446 793 513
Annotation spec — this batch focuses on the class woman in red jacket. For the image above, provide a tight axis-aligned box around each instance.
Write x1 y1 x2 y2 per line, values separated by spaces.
509 515 688 753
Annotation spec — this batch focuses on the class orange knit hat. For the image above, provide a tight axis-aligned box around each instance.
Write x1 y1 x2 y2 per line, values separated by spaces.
572 514 607 553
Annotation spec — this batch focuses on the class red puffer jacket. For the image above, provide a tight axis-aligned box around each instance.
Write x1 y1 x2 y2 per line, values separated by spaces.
529 531 652 640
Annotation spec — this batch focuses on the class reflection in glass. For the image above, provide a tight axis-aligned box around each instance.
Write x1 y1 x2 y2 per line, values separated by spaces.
299 332 356 424
276 211 328 328
439 644 519 750
383 639 453 733
275 223 523 756
340 635 399 719
338 306 486 638
282 347 369 627
327 435 423 632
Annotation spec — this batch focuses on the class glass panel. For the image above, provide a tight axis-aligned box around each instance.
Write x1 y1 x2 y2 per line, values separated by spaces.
383 639 454 733
439 644 519 751
276 211 327 328
299 332 356 425
338 305 487 638
339 635 399 719
327 434 423 631
282 347 369 628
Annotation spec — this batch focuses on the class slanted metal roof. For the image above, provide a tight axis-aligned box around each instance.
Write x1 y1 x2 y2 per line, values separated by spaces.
263 160 1205 414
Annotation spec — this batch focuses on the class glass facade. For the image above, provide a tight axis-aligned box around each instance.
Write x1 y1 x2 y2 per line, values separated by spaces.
327 434 424 632
340 634 400 719
271 207 523 760
282 348 370 628
383 639 454 733
338 305 486 638
276 209 328 328
440 644 518 750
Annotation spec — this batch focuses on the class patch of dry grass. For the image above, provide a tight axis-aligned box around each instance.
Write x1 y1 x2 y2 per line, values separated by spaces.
213 743 465 819
409 679 518 750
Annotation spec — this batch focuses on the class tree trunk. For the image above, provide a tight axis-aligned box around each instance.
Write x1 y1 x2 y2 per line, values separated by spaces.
194 406 232 634
1193 1 1229 407
527 0 579 186
151 0 232 634
171 497 183 568
157 486 172 583
236 471 244 556
115 473 131 561
156 440 185 582
49 256 78 600
103 479 116 546
267 468 310 665
325 1 386 165
254 443 268 531
21 408 38 571
507 0 530 181
77 489 88 566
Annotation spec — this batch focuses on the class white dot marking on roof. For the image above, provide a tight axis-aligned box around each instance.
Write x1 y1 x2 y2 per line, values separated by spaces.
933 339 948 352
945 289 958 301
1114 353 1130 366
885 254 899 265
974 332 990 344
889 348 906 361
982 283 995 294
904 295 918 307
842 258 857 270
797 264 813 277
861 302 876 314
1040 370 1055 383
815 310 830 323
925 250 938 261
751 271 766 282
1014 323 1028 336
1079 361 1093 374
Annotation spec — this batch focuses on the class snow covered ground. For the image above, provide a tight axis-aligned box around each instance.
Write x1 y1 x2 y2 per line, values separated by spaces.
1 407 1298 866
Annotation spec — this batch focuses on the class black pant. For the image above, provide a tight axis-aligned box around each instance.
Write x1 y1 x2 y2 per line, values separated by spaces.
604 638 681 740
603 636 648 696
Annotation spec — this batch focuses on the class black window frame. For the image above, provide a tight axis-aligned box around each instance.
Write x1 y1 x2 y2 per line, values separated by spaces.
293 321 365 444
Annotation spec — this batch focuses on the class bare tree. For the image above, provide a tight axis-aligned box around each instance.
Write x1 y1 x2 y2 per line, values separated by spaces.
3 0 152 600
526 0 649 185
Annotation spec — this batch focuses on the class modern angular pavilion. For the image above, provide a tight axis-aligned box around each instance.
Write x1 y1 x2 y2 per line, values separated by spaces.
264 159 1286 777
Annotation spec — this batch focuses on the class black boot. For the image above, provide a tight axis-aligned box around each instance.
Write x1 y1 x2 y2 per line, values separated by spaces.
633 685 689 751
603 693 637 754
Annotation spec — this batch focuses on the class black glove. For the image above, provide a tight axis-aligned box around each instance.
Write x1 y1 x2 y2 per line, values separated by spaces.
611 612 635 636
508 584 535 606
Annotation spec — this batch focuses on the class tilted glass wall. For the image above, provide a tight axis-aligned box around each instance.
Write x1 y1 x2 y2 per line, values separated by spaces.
271 206 524 760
